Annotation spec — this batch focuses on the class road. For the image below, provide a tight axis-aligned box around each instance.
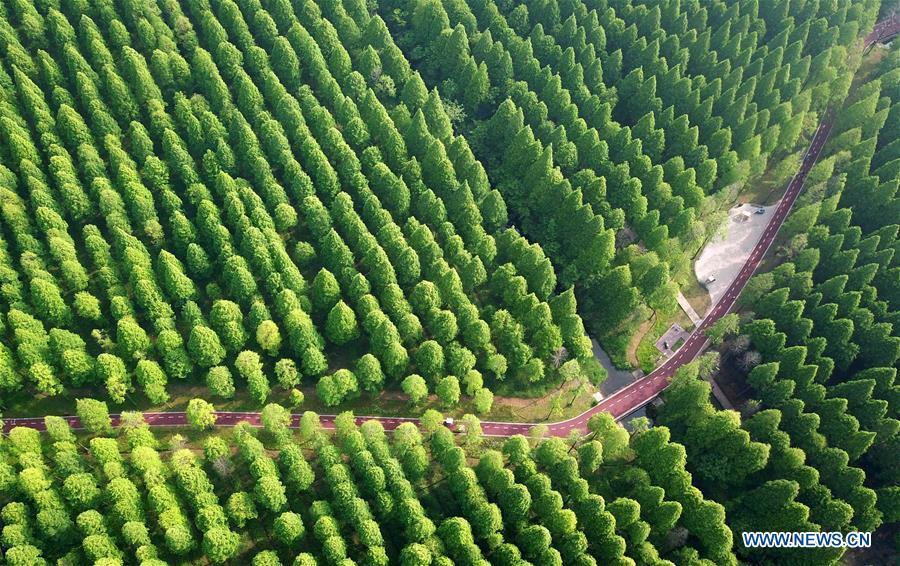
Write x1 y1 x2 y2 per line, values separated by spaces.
3 17 898 438
869 12 899 47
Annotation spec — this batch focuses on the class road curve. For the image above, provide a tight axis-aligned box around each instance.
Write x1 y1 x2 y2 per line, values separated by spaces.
3 17 898 439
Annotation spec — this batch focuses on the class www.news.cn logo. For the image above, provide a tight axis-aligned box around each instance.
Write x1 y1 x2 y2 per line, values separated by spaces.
742 532 872 549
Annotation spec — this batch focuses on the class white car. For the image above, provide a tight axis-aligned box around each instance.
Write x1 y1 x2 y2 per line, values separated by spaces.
706 275 717 283
443 417 455 428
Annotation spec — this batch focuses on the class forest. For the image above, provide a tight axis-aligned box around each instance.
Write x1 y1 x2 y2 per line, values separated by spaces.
0 0 898 563
0 0 884 410
0 403 735 565
382 0 882 361
0 0 607 412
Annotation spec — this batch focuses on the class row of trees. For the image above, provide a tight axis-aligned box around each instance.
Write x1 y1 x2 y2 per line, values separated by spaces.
746 45 899 490
654 44 899 562
375 0 879 353
0 0 598 409
1 398 733 564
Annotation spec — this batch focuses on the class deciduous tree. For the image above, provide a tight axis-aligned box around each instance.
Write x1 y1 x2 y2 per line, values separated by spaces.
325 300 359 345
436 375 461 408
188 326 226 368
186 398 217 431
402 374 429 405
77 398 112 435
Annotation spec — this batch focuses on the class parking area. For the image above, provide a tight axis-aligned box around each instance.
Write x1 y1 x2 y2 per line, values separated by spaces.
655 323 690 357
695 202 776 305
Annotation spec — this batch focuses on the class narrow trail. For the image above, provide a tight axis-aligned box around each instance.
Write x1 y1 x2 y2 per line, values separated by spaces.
4 17 898 438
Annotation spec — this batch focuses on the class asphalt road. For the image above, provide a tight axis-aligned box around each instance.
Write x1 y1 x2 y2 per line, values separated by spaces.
3 17 898 439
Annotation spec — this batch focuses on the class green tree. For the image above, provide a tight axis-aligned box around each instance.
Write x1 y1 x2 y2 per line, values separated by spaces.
462 369 483 396
76 398 112 435
210 300 247 354
203 528 240 564
740 273 775 306
420 408 444 432
261 403 292 445
274 512 305 547
588 412 630 461
275 359 300 390
781 204 819 239
157 329 193 379
206 366 236 398
117 317 150 360
236 350 270 405
63 473 100 511
706 313 740 345
311 268 341 313
252 550 282 566
697 352 720 378
436 375 461 408
413 340 444 382
99 353 131 404
473 388 494 414
460 414 483 447
325 300 359 345
315 369 358 407
289 389 304 408
188 326 226 368
135 359 168 404
73 291 103 322
31 278 72 327
402 374 429 405
226 492 258 528
256 320 282 356
186 398 217 431
254 475 288 514
356 354 384 393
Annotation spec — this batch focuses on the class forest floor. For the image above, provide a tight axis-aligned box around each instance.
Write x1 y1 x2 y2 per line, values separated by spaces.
680 279 711 319
626 315 656 369
714 356 753 407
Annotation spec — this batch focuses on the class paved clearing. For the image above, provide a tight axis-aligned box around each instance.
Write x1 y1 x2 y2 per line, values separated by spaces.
655 323 690 357
695 202 778 305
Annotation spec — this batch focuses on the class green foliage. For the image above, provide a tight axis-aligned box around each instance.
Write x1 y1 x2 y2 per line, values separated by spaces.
311 268 341 313
236 350 270 405
116 317 150 361
356 354 384 393
436 375 460 408
472 388 494 414
316 369 358 407
402 374 429 405
186 398 217 430
256 320 282 357
188 326 226 369
325 300 359 345
275 359 299 391
206 366 236 399
413 340 444 382
76 398 112 435
705 313 740 346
